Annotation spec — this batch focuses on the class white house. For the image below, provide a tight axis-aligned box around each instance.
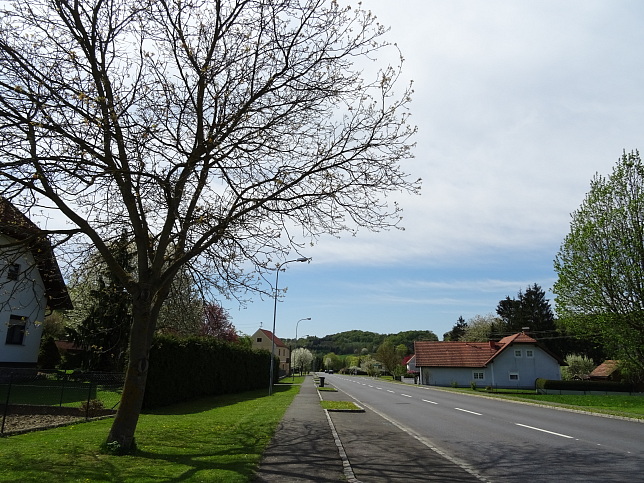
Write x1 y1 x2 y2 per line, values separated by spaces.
251 328 290 376
414 332 565 389
0 199 72 370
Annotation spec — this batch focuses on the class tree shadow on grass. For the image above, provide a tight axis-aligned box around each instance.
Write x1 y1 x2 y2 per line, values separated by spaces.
144 384 295 416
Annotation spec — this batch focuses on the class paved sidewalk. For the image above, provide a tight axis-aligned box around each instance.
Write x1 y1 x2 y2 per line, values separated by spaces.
253 374 482 482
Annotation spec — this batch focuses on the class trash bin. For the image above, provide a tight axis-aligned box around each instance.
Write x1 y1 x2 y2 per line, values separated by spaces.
319 376 325 387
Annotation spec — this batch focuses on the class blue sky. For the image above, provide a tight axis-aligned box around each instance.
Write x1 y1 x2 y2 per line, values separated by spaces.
232 0 644 341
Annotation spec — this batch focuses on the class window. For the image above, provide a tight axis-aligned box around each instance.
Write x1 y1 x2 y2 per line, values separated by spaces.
509 372 519 381
514 349 522 357
5 315 26 345
473 371 484 380
256 337 262 342
7 263 20 281
526 349 534 358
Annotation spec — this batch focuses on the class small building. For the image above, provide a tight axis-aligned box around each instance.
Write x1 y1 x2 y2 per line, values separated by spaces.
403 354 417 374
589 360 621 381
0 199 73 371
251 328 290 377
414 332 565 390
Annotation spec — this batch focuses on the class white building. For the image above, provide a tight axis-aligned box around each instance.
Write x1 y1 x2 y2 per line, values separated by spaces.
0 199 72 370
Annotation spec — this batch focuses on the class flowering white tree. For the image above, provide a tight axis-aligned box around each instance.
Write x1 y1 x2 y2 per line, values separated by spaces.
291 347 313 375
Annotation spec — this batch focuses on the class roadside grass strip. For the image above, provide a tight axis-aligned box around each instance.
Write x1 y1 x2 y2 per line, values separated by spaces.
441 387 644 420
320 401 364 412
0 384 301 482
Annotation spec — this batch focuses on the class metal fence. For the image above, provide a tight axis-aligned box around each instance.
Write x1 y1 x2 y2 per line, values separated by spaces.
0 370 124 435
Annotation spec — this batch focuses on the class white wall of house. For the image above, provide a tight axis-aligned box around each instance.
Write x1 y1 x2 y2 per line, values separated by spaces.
489 344 562 388
0 234 47 366
419 344 562 389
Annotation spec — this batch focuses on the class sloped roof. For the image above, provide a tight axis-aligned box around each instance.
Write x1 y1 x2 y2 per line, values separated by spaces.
414 340 501 367
402 355 414 365
589 360 619 378
0 198 73 310
258 328 287 348
414 332 564 368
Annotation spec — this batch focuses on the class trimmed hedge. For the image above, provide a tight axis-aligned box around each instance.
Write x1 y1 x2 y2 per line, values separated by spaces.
142 335 276 408
536 378 634 393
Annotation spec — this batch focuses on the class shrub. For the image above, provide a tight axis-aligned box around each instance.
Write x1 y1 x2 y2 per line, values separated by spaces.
536 378 634 393
143 335 273 408
80 398 105 417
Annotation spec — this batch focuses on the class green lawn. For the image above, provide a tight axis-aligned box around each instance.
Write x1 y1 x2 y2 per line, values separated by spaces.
444 387 644 419
1 379 122 409
499 393 644 417
0 378 303 482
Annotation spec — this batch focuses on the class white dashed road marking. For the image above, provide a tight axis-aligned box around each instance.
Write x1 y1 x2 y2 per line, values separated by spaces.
454 408 482 416
515 423 574 439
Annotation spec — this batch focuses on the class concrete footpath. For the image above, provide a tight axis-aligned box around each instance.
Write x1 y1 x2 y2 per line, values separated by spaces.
253 374 482 482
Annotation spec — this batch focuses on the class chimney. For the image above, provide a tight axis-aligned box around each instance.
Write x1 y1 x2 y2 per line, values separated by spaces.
489 340 496 349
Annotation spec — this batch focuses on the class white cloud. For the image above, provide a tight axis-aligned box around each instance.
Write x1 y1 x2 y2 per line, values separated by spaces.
308 0 644 270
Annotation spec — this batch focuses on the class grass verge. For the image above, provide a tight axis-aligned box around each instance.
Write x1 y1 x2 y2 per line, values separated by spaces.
320 401 362 411
442 387 644 419
0 379 303 482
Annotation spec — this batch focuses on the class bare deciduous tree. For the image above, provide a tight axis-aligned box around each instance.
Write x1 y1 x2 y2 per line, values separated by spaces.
0 0 418 450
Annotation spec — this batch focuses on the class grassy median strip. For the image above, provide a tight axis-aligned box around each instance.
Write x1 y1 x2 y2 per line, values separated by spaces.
0 378 303 482
320 400 362 411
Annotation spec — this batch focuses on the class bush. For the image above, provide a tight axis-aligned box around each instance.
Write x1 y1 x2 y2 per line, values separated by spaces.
143 335 274 408
80 398 105 417
38 337 61 369
561 354 595 380
536 378 634 393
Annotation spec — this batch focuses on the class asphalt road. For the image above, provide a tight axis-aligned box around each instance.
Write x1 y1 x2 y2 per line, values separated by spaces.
325 373 644 482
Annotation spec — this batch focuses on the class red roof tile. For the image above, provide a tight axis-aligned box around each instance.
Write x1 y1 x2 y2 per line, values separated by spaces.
414 340 500 368
589 360 619 378
258 329 287 348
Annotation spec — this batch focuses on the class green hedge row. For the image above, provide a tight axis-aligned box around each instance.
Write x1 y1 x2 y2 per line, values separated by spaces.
535 378 634 393
143 335 276 408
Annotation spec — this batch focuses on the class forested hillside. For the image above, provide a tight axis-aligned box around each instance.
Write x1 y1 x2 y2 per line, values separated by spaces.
284 329 438 356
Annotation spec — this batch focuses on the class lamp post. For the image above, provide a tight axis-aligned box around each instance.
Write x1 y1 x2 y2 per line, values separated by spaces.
293 317 311 378
269 257 310 395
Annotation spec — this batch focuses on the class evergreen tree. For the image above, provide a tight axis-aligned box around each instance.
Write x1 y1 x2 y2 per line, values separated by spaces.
443 316 468 341
496 284 557 335
67 235 133 372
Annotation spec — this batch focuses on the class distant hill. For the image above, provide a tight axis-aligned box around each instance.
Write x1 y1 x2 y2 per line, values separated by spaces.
284 329 438 356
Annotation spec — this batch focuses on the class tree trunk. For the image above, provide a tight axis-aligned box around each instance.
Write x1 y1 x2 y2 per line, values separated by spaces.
106 295 154 451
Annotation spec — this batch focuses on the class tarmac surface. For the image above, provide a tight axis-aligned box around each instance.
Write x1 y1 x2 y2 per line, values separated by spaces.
253 374 483 482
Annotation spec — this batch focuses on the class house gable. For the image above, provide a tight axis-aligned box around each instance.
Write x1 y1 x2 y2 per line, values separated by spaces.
0 199 72 310
251 328 291 376
0 200 72 368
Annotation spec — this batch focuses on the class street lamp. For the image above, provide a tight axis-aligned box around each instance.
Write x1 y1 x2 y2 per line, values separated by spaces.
293 317 311 378
269 257 310 395
295 317 311 344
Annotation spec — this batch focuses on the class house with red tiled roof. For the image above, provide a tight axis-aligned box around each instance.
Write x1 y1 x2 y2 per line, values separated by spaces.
251 328 291 376
414 332 565 389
